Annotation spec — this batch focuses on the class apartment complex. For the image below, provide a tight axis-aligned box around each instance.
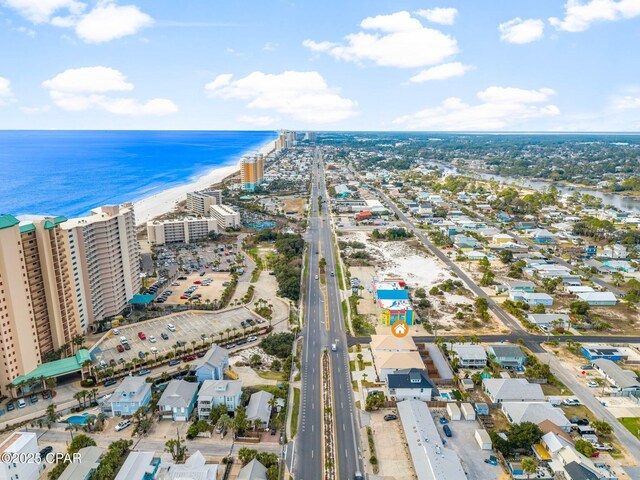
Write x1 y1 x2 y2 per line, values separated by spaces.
186 190 222 216
147 217 218 245
0 215 81 390
210 204 241 230
240 154 264 191
62 204 141 330
0 431 41 480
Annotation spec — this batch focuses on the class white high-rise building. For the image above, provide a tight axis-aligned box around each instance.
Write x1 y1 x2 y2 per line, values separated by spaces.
62 204 141 331
210 204 241 230
186 190 223 216
147 217 218 245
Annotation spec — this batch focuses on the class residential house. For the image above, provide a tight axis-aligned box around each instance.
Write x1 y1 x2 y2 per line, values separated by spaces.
496 280 536 294
603 260 636 272
601 244 628 259
502 402 572 432
114 452 161 480
108 377 152 417
387 368 434 401
453 234 481 251
534 432 573 461
372 281 414 325
549 445 618 480
157 380 198 421
526 314 570 331
509 291 554 306
371 335 424 381
193 345 229 383
237 459 267 480
592 359 640 394
198 379 243 418
530 229 555 244
492 233 515 244
156 451 218 480
0 432 40 480
576 292 617 306
487 345 527 369
246 391 274 429
581 344 624 361
482 378 545 403
59 447 103 480
449 344 487 369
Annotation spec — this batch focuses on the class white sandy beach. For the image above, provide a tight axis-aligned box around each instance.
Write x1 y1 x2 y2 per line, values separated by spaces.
133 139 275 226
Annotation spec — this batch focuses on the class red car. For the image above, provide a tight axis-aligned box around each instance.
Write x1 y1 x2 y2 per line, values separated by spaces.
193 281 201 284
117 344 124 353
138 331 146 340
183 355 196 362
180 295 189 300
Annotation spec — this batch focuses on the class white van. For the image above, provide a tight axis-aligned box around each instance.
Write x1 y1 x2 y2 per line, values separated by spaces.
17 399 26 409
120 336 128 344
115 419 131 431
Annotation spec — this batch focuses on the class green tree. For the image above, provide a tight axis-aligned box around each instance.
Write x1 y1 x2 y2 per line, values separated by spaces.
208 403 228 424
68 434 97 453
238 447 258 465
591 419 612 436
365 392 385 411
165 434 188 463
508 422 543 450
415 288 427 298
46 404 60 425
521 457 537 480
480 271 495 286
132 406 152 437
570 300 590 316
575 439 595 457
216 413 233 436
499 249 514 264
234 405 250 436
271 358 282 371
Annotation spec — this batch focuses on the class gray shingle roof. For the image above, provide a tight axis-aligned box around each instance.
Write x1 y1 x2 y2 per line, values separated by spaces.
158 380 198 408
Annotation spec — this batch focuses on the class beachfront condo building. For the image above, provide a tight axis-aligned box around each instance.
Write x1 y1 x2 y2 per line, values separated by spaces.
210 204 241 230
62 204 141 331
240 154 264 191
0 215 81 392
147 217 218 245
186 190 222 216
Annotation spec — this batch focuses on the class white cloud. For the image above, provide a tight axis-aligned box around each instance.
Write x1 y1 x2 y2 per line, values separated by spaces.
394 86 560 130
409 62 472 82
415 7 458 25
3 0 152 43
20 105 51 114
205 71 357 124
237 115 277 126
499 17 545 44
0 76 14 105
74 2 152 43
550 0 640 32
612 95 640 109
303 11 458 68
262 42 278 51
43 66 177 115
2 0 85 23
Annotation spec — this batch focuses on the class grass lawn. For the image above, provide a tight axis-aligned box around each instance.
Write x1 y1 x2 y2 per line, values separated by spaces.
352 380 359 391
620 417 640 439
291 387 300 438
541 383 571 396
257 370 286 381
349 360 356 372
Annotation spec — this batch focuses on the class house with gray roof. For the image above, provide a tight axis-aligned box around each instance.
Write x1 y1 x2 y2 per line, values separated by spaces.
387 368 435 401
107 377 152 417
246 390 274 429
526 314 570 331
592 359 640 394
197 379 242 418
237 459 267 480
158 379 198 421
193 345 229 383
487 345 527 369
59 446 103 480
482 378 545 403
502 402 572 432
448 343 487 369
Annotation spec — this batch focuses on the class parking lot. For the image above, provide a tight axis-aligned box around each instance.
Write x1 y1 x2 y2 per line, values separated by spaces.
161 271 233 305
91 307 266 366
435 414 499 480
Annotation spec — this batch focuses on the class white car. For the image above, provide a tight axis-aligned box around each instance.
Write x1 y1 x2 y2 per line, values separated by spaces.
112 329 120 335
150 347 158 354
315 275 319 280
247 336 257 342
587 381 599 388
115 419 131 432
148 335 156 343
562 398 581 406
167 324 176 332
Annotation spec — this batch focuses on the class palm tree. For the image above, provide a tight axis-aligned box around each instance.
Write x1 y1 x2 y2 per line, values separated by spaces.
252 418 263 431
216 414 233 437
91 388 99 403
191 340 197 353
73 391 84 408
521 457 537 480
225 328 232 340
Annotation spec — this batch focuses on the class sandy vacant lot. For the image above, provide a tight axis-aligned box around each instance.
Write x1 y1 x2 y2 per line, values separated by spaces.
368 410 415 479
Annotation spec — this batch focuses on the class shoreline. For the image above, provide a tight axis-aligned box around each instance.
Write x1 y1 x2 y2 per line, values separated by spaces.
133 139 275 226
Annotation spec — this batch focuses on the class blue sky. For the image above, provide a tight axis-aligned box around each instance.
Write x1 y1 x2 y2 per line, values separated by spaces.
0 0 639 131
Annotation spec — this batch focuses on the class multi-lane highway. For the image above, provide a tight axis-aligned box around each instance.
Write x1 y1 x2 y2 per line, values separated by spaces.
293 150 362 479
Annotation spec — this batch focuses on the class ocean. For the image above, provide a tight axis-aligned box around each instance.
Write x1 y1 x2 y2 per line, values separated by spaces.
0 130 276 218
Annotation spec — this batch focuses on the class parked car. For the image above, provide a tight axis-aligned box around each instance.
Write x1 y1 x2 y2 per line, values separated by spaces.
39 446 53 458
563 398 581 406
580 365 594 370
177 340 186 347
30 394 38 404
138 369 151 376
167 323 176 331
161 332 169 340
17 399 26 409
115 419 131 431
104 378 118 387
247 336 258 342
569 417 589 426
6 402 14 411
226 343 236 349
138 351 146 359
256 318 265 324
138 331 147 340
169 359 181 366
223 281 230 286
236 339 247 346
112 329 120 335
124 343 131 351
149 335 156 343
183 355 196 362
443 424 452 437
117 344 124 353
384 414 398 421
150 347 158 354
587 381 599 388
439 417 448 424
42 391 51 399
196 351 206 358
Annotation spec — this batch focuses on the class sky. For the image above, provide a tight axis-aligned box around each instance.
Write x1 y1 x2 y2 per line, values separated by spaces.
1 0 640 131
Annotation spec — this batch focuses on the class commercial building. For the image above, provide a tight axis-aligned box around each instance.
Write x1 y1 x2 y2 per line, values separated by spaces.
0 215 81 391
186 190 222 216
146 217 218 245
210 204 241 230
240 154 264 191
62 204 141 329
0 431 41 480
397 399 467 480
372 279 414 325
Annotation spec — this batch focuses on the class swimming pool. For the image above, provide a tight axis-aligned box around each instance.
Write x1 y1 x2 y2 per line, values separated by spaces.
67 413 96 425
440 392 452 400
